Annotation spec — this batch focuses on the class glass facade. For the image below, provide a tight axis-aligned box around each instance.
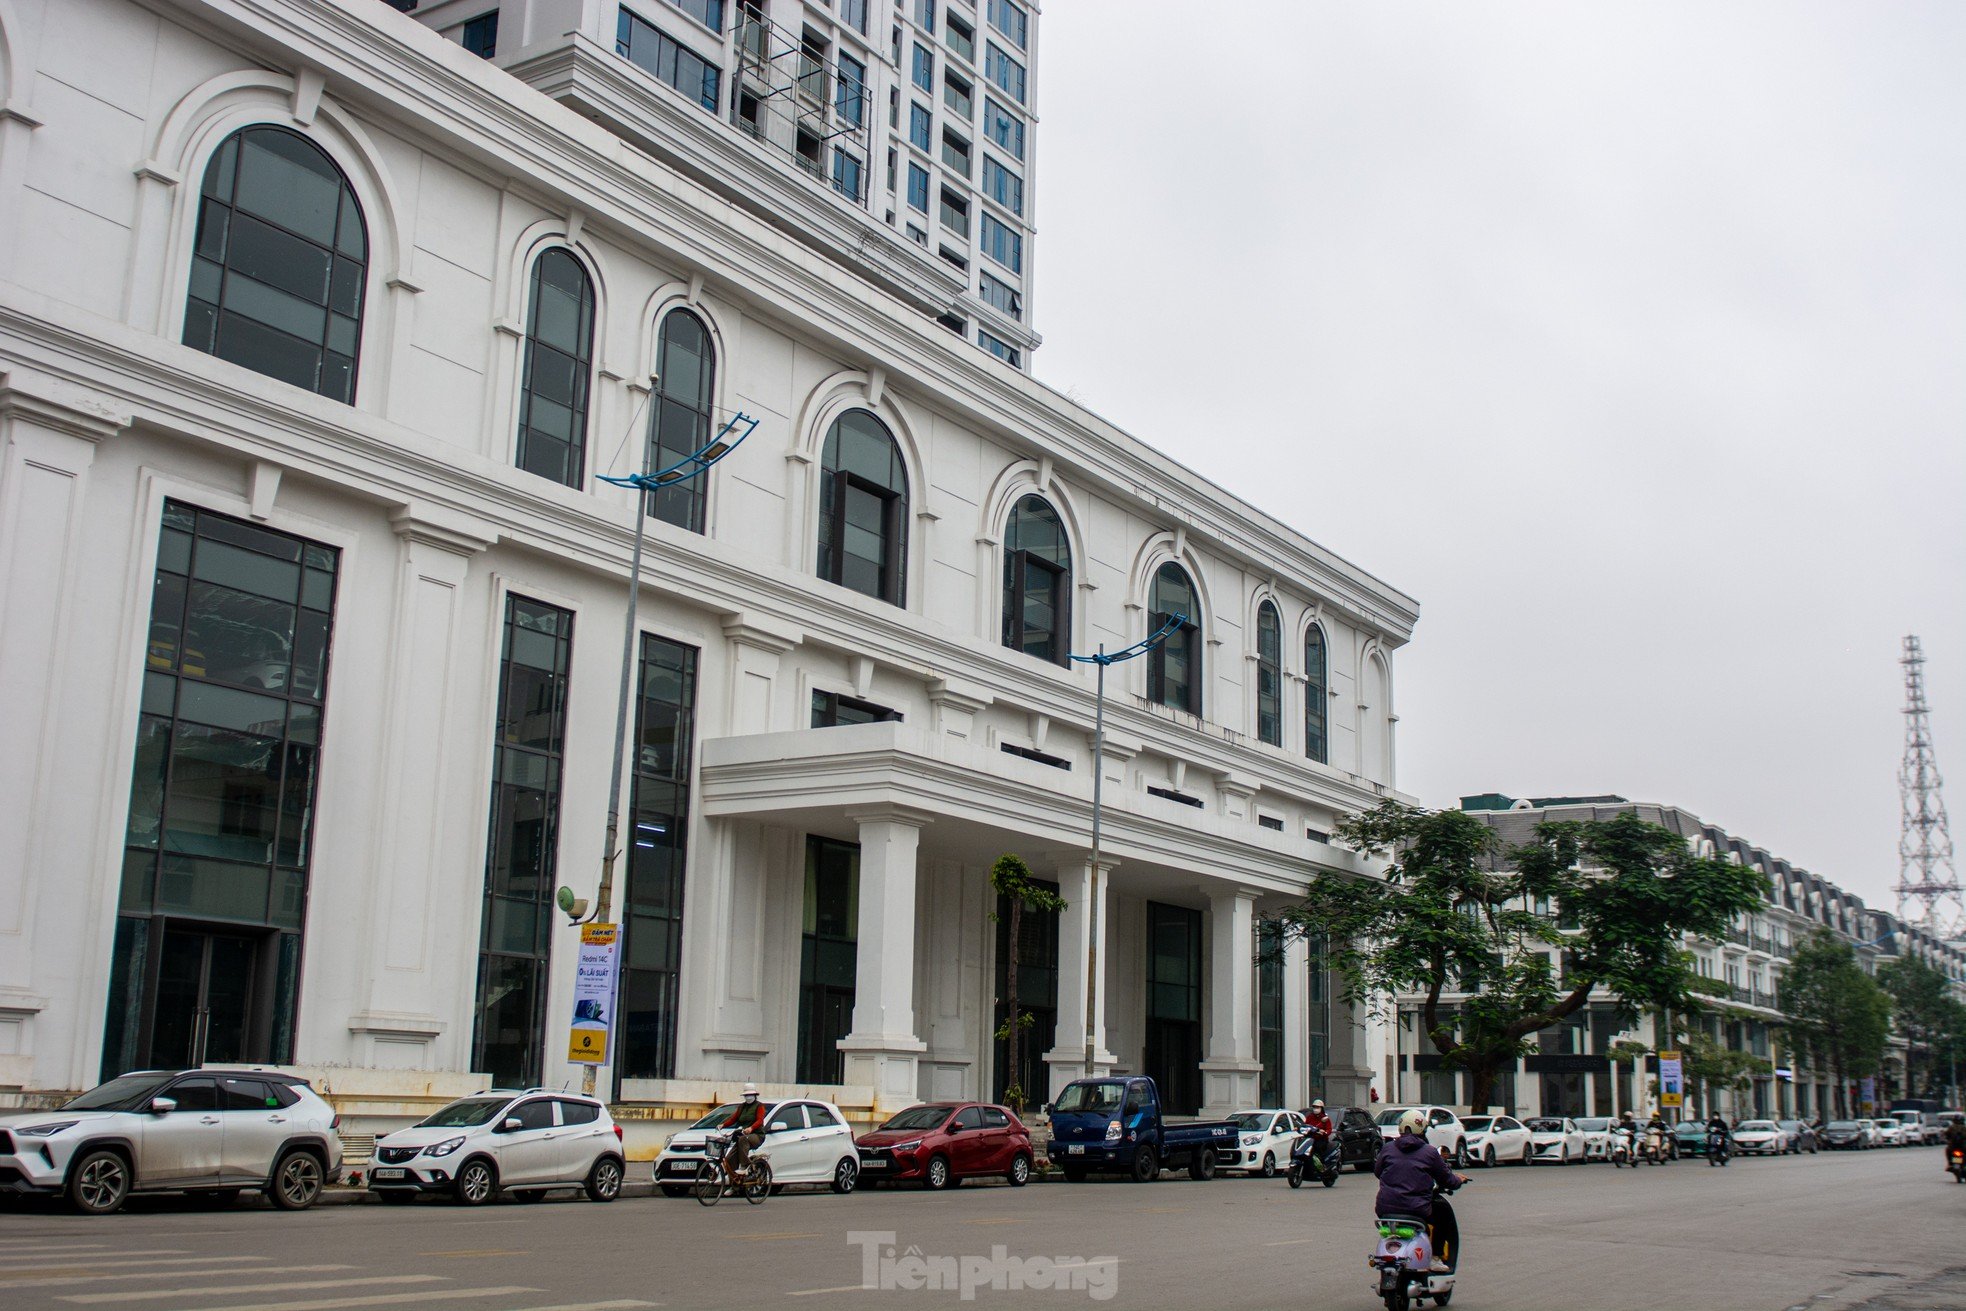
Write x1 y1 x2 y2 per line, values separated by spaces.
104 502 338 1078
992 879 1060 1104
1305 623 1328 763
980 213 1022 272
471 597 573 1089
817 410 909 605
621 634 699 1080
617 9 722 112
1258 921 1285 1105
515 248 596 489
1147 563 1201 714
183 127 367 404
1001 494 1069 664
1144 903 1203 1115
1256 601 1282 746
798 836 859 1085
648 309 716 531
984 98 1024 160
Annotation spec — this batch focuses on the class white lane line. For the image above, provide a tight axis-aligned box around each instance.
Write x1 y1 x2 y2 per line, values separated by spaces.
0 1258 268 1278
0 1252 193 1267
504 1302 662 1310
0 1245 115 1254
63 1276 447 1303
158 1287 539 1311
787 1288 870 1298
1 1266 355 1291
1262 1238 1317 1247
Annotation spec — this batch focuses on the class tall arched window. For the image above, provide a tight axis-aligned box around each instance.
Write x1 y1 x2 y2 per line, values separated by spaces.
1002 495 1070 664
1255 601 1282 746
1304 622 1329 764
818 410 908 605
184 126 367 403
649 309 715 532
514 248 596 488
1147 562 1201 714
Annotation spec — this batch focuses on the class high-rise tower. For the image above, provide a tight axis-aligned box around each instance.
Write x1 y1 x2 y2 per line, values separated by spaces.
1896 635 1961 936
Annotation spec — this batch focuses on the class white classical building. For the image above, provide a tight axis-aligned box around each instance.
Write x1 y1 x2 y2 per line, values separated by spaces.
0 0 1417 1138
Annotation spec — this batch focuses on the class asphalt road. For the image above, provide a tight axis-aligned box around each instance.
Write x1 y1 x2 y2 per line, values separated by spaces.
1 1147 1959 1311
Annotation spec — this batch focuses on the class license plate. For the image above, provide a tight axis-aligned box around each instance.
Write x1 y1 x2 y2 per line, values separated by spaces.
1067 1145 1085 1155
371 1169 406 1181
860 1159 885 1169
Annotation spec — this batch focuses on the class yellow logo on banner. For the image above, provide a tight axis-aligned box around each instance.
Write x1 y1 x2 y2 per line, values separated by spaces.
1657 1049 1684 1108
568 1025 609 1064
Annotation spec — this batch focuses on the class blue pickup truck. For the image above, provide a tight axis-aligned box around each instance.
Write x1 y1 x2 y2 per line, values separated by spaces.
1045 1076 1239 1182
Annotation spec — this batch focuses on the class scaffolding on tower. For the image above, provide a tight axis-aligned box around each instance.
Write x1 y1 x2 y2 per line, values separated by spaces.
1895 634 1961 939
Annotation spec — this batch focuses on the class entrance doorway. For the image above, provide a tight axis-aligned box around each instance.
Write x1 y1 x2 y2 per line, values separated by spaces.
1144 902 1203 1115
797 836 858 1085
151 928 261 1068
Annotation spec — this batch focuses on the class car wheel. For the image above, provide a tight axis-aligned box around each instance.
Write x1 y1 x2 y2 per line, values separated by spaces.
1187 1148 1217 1181
1007 1154 1031 1187
1482 1146 1496 1169
660 1184 691 1199
1062 1163 1088 1183
1521 1145 1534 1166
831 1157 859 1194
1559 1146 1570 1166
1130 1146 1159 1183
1451 1139 1467 1168
68 1150 132 1215
1259 1151 1276 1179
925 1155 953 1191
269 1150 324 1211
454 1158 497 1207
584 1157 623 1204
1352 1160 1372 1173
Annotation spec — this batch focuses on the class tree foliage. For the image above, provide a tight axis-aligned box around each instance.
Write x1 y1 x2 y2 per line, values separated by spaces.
1279 801 1765 1113
1779 931 1891 1115
1877 952 1963 1099
1679 1030 1772 1106
989 853 1067 1114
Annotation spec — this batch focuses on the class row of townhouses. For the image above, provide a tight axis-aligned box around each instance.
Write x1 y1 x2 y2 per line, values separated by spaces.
1377 795 1966 1123
0 0 1416 1142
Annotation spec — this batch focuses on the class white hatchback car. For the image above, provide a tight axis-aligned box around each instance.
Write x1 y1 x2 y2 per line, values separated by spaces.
1458 1114 1535 1167
367 1090 624 1205
1573 1116 1615 1161
653 1097 860 1196
1373 1106 1470 1166
1730 1119 1787 1155
0 1068 342 1214
1223 1109 1302 1177
1524 1116 1590 1164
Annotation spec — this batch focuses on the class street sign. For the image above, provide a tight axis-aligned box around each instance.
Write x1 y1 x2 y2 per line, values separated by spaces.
567 923 619 1066
1859 1076 1876 1115
1657 1050 1684 1109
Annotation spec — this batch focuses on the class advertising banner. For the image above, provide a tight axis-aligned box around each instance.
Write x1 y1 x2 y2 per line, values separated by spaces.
567 923 620 1066
1657 1050 1684 1109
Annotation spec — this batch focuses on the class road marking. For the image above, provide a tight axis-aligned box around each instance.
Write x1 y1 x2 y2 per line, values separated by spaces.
0 1258 267 1278
0 1252 194 1267
729 1232 821 1242
62 1276 447 1304
154 1288 537 1311
961 1218 1028 1226
1141 1206 1185 1213
414 1250 531 1259
1262 1238 1317 1247
0 1245 114 1254
787 1287 871 1297
1 1267 355 1291
503 1302 661 1310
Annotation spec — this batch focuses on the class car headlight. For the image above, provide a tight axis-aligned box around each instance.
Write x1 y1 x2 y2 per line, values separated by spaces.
423 1137 467 1158
14 1121 78 1138
891 1139 923 1155
1104 1120 1122 1142
1240 1134 1260 1146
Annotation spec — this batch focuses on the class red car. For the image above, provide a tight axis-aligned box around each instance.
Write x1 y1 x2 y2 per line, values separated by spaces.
855 1101 1034 1189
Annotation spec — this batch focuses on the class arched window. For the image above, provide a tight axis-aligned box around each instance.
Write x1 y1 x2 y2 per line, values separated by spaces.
1147 562 1201 714
818 410 908 605
649 309 715 532
1304 622 1329 764
1002 495 1071 664
184 126 367 403
514 248 596 488
1255 601 1282 746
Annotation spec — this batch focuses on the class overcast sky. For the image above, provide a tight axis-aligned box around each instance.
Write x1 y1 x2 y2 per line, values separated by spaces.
1031 2 1966 912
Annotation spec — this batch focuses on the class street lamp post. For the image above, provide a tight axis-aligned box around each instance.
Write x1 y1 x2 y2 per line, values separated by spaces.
1066 612 1186 1086
559 408 758 1098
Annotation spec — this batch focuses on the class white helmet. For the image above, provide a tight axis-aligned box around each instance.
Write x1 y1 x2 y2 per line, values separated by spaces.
1398 1109 1428 1137
741 1082 760 1099
1310 1099 1325 1110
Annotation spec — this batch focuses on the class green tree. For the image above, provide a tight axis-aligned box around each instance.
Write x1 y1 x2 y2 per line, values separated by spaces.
989 854 1067 1114
1878 953 1954 1098
1280 802 1764 1114
1779 931 1892 1116
1679 1029 1773 1114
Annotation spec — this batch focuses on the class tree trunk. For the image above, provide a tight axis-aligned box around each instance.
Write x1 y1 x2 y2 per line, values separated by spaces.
1464 1061 1497 1115
1004 896 1022 1110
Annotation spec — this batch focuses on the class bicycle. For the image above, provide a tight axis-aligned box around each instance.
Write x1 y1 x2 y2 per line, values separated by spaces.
694 1131 772 1207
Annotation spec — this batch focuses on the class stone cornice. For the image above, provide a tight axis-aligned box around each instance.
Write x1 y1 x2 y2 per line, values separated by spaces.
144 0 1419 644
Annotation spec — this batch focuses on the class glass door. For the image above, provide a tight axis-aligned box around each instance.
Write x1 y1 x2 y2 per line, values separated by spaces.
149 928 260 1068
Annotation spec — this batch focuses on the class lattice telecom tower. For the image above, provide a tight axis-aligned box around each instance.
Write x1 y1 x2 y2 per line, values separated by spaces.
1896 635 1962 937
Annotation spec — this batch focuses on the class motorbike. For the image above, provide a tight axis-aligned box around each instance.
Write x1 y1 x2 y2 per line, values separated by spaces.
1286 1129 1340 1189
1610 1126 1638 1168
1370 1183 1463 1311
1947 1145 1965 1183
1707 1130 1731 1167
1642 1124 1668 1165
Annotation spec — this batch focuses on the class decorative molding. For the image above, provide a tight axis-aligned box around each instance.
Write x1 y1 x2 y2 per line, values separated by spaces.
247 459 282 520
290 67 326 126
388 502 497 555
721 610 801 654
132 160 181 187
346 1010 446 1038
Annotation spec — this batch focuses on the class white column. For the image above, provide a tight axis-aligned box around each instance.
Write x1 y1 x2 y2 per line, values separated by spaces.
1044 854 1117 1097
838 807 930 1111
349 504 493 1070
0 373 125 1091
1200 886 1262 1116
1281 932 1310 1109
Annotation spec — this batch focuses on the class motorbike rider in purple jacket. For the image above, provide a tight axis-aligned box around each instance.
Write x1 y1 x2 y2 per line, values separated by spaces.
1375 1109 1468 1271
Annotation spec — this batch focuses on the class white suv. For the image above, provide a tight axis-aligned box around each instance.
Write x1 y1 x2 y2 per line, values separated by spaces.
653 1097 860 1196
0 1068 342 1214
1373 1105 1470 1166
367 1090 624 1205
